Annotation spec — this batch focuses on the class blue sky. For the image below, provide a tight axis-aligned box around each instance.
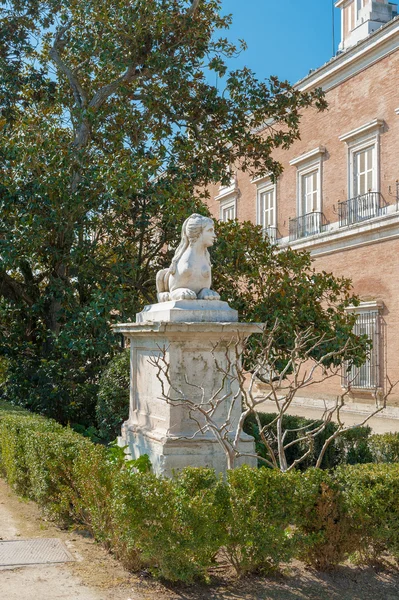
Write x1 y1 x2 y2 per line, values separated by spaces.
219 0 341 85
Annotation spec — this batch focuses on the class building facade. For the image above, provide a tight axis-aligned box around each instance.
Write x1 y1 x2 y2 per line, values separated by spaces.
206 0 399 415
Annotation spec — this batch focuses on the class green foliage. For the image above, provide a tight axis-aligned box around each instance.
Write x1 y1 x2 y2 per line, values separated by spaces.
4 402 399 580
111 467 226 581
295 468 358 569
244 412 372 471
223 466 300 575
213 220 370 371
96 349 130 442
368 432 399 464
0 0 326 426
335 463 399 563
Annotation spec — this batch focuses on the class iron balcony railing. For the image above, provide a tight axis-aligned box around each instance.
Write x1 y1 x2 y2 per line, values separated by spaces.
289 211 327 242
338 192 387 227
263 226 278 243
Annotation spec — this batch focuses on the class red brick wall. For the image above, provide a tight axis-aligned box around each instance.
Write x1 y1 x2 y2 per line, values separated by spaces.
206 45 399 405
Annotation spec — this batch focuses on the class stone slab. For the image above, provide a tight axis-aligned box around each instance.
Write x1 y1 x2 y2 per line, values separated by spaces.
135 299 238 323
0 538 74 567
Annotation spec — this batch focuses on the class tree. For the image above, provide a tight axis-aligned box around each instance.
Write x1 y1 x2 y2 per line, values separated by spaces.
151 324 393 472
212 220 370 372
0 0 326 424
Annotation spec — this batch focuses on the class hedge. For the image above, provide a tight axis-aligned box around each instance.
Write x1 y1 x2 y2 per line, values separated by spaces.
1 401 399 581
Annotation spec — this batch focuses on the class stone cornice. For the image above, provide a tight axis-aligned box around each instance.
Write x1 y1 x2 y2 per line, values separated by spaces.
289 146 326 167
296 16 399 93
339 119 385 142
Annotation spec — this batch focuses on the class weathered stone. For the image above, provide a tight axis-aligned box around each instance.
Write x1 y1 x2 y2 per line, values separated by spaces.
113 322 260 475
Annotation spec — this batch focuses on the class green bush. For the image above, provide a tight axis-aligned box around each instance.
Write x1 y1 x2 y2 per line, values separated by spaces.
223 466 300 575
244 412 372 470
2 401 399 581
111 467 226 581
335 463 399 563
96 349 130 442
369 432 399 464
294 468 358 569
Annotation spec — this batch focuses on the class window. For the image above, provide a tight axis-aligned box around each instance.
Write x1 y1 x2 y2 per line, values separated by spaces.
339 119 383 198
289 147 326 240
339 120 384 226
257 182 277 241
344 303 382 390
220 197 236 222
301 169 318 215
353 145 375 195
216 171 238 222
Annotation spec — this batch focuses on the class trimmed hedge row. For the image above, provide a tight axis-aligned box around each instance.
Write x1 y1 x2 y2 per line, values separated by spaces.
1 402 399 581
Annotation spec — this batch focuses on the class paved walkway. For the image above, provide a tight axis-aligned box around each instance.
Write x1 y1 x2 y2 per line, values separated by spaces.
0 478 140 600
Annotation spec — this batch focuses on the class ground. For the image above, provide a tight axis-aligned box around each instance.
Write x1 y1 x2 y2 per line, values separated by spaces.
1 477 399 600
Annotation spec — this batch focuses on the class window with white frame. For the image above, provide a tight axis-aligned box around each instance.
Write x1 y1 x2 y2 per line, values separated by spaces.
301 169 319 215
220 197 236 222
353 145 375 196
339 119 383 199
339 120 383 225
257 182 276 241
344 303 382 390
289 147 325 239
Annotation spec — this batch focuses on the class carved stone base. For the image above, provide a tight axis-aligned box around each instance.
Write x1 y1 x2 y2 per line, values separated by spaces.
119 424 257 476
112 320 261 476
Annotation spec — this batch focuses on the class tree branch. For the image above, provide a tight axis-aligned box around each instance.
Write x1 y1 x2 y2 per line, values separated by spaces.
49 25 88 109
187 0 201 17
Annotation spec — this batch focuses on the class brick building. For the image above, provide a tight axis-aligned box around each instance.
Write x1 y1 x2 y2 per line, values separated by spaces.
206 0 399 422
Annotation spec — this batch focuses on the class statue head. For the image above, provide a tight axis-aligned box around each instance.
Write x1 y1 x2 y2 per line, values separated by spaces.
169 214 215 275
182 214 215 247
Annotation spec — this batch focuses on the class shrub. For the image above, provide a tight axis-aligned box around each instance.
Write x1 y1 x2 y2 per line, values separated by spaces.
369 432 399 464
3 401 399 581
223 465 300 575
244 412 372 470
111 467 226 581
96 349 130 442
335 463 399 563
294 468 359 569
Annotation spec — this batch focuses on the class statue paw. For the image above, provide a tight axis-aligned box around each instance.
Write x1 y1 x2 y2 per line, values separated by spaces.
171 288 198 301
197 288 220 301
157 292 171 302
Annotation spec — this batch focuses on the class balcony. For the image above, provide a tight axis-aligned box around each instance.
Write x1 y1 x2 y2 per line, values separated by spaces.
289 212 327 242
262 226 278 243
338 192 388 227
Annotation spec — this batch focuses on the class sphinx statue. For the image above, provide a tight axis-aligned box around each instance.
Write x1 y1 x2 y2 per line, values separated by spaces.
156 214 221 302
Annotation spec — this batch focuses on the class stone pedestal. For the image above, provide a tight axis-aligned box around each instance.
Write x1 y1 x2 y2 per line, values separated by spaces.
113 302 261 476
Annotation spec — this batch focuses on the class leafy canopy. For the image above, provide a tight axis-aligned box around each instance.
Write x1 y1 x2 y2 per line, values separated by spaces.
0 0 327 424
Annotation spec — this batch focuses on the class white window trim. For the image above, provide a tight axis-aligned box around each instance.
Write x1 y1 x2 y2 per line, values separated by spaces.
215 172 237 201
340 121 383 198
289 146 326 167
256 180 277 233
219 195 237 222
343 300 383 390
290 147 325 217
339 119 384 143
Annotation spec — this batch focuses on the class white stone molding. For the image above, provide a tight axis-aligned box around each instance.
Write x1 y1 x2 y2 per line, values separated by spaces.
339 118 385 142
297 17 399 93
345 300 384 313
289 146 326 166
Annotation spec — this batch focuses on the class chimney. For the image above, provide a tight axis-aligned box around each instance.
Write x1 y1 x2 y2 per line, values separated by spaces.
335 0 398 51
